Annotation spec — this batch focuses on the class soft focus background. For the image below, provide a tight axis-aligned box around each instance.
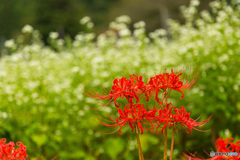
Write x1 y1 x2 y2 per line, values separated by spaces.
0 0 240 159
0 0 214 43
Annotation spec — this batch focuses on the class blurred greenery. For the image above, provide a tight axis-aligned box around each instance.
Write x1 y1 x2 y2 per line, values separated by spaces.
0 0 118 42
0 0 215 42
1 0 240 159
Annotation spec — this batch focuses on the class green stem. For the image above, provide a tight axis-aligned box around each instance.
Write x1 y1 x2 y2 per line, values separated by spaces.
135 125 144 160
163 90 168 160
170 126 175 160
164 128 168 160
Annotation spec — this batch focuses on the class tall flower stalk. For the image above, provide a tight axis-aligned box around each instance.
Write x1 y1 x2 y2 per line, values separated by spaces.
135 125 144 160
170 124 176 160
87 68 211 160
163 91 168 160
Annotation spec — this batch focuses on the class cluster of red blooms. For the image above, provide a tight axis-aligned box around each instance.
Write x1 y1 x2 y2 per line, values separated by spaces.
88 69 211 135
186 137 240 160
0 138 28 160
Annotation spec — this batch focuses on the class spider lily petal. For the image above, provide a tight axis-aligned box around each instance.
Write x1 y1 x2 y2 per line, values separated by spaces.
0 138 28 159
184 137 240 160
94 103 158 134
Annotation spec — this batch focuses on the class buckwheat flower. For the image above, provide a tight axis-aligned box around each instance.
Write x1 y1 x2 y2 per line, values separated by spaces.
4 39 16 50
0 138 28 160
119 29 131 37
80 16 91 25
49 32 59 39
22 25 33 34
115 15 131 24
134 21 146 29
86 22 94 29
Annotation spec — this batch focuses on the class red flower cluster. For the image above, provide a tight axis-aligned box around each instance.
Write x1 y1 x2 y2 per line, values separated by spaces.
148 69 198 102
89 69 210 135
96 104 157 135
0 138 28 160
88 70 198 107
185 137 240 160
156 105 212 135
87 74 146 107
96 102 211 135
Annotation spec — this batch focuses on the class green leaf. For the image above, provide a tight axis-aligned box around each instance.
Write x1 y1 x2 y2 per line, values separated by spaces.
31 134 48 147
237 102 240 111
104 137 124 159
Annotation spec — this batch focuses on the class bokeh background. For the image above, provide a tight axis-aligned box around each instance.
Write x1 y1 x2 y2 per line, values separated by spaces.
0 0 240 159
0 0 214 43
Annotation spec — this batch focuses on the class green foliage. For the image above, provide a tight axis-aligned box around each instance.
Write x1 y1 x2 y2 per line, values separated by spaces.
33 0 85 41
1 0 240 159
104 137 124 159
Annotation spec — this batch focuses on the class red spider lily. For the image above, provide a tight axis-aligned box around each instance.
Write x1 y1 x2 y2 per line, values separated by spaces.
173 107 212 133
155 104 211 135
86 74 147 108
129 74 150 101
87 69 208 136
215 137 240 155
0 138 28 160
155 103 175 134
184 137 240 160
148 69 198 103
86 69 198 108
94 103 157 135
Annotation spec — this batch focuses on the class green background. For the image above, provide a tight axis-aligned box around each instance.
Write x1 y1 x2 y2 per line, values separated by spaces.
0 0 240 159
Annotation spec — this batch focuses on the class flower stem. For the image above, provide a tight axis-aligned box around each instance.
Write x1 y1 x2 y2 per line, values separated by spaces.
170 126 175 160
163 90 168 160
164 128 168 160
135 125 144 160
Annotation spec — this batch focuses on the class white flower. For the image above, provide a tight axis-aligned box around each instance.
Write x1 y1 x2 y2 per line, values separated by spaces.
115 15 131 24
49 32 59 39
134 28 145 37
22 25 33 34
4 39 16 49
56 39 64 46
80 16 91 25
72 66 80 72
87 22 94 29
119 29 131 37
134 21 145 28
191 0 199 6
